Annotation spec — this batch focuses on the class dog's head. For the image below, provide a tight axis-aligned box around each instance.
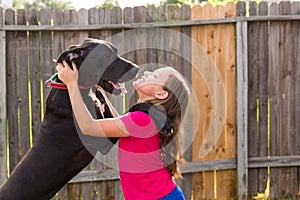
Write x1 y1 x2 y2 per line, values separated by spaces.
47 38 139 95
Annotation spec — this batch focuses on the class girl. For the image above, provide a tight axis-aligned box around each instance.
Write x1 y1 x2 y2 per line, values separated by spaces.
56 60 190 200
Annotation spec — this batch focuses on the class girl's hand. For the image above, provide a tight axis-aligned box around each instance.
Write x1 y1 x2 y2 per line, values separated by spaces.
56 61 78 88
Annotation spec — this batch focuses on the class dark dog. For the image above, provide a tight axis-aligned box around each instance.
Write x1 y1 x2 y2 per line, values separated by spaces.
0 38 139 200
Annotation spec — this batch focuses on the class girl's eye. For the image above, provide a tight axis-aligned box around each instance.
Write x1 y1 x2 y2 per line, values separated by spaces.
154 73 158 78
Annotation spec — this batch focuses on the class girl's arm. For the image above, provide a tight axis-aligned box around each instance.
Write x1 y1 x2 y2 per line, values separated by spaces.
56 61 129 138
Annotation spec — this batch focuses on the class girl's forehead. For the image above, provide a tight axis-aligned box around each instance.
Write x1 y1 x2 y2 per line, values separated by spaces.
155 68 171 75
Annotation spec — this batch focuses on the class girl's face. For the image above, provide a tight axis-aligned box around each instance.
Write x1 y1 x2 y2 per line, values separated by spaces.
133 68 171 102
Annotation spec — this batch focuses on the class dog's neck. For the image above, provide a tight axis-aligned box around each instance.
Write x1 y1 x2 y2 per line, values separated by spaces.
45 89 72 119
45 88 92 119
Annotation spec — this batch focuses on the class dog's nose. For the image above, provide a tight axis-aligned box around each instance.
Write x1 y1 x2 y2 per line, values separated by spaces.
130 64 139 75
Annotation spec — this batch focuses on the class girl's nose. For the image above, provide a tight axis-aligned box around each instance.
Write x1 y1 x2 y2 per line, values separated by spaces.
144 71 150 77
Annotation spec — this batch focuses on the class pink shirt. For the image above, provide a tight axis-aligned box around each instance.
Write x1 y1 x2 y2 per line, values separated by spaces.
119 111 176 200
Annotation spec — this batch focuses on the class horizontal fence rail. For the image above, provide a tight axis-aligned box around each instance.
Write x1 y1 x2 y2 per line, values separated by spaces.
0 1 299 199
1 15 300 31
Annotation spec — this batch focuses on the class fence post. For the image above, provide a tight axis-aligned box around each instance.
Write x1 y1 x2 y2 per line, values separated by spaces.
0 30 7 186
236 20 248 199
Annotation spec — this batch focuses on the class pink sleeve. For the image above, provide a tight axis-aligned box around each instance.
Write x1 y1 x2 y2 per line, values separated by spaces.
120 111 158 138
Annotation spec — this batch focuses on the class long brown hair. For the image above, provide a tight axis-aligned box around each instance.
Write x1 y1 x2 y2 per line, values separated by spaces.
147 67 190 178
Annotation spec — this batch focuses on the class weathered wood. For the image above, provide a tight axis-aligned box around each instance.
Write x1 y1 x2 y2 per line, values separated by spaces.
63 9 84 200
71 155 300 183
165 5 181 72
52 8 68 199
103 6 120 200
247 1 259 197
269 2 298 198
0 30 7 185
78 8 89 42
68 183 81 200
146 5 157 71
88 7 100 39
3 14 300 32
257 1 269 194
77 7 93 200
57 184 68 200
236 1 248 199
28 8 41 145
16 8 30 163
108 10 123 199
157 5 167 65
123 7 137 108
0 8 3 26
63 9 79 47
248 1 259 196
40 8 53 116
99 7 111 40
5 9 19 172
133 6 147 69
290 2 300 198
291 2 300 164
269 3 281 198
53 8 65 59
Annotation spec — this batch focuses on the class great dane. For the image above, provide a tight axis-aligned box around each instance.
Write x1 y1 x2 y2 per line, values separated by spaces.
0 38 139 200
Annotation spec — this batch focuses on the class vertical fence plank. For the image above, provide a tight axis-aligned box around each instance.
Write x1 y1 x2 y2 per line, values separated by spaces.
16 8 30 163
257 1 268 194
110 6 123 113
236 2 248 200
5 8 18 175
42 8 56 200
201 4 215 200
40 8 53 118
111 7 123 199
78 8 89 42
247 1 259 197
269 3 280 198
165 5 181 72
53 7 65 63
101 6 119 200
179 5 193 200
91 7 108 199
134 6 147 68
52 8 69 200
269 1 298 198
88 7 100 39
0 28 7 186
191 5 205 199
64 9 82 200
291 2 300 163
28 8 41 145
78 7 93 200
216 2 237 200
64 9 79 47
157 5 167 66
124 7 137 108
146 5 157 70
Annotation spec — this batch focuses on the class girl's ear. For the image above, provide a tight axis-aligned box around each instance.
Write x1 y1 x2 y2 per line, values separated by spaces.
155 90 168 100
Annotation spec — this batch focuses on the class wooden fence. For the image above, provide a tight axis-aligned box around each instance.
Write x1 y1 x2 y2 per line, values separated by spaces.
0 1 300 199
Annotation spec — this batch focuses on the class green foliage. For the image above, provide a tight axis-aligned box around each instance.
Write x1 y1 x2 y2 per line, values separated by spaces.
160 0 237 6
160 0 197 6
96 0 119 8
12 0 73 10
